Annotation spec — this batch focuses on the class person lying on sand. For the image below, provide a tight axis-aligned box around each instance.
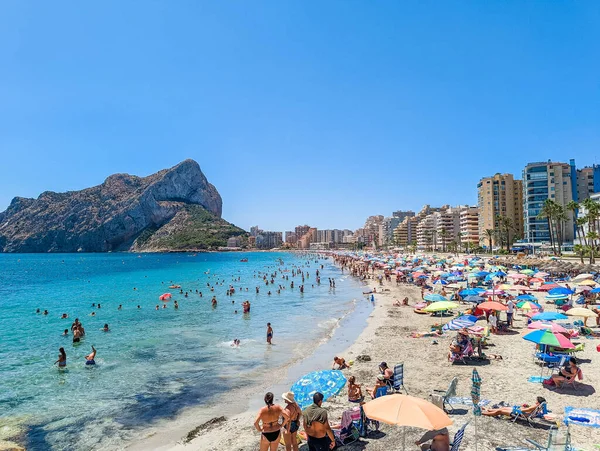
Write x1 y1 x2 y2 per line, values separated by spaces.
482 396 546 418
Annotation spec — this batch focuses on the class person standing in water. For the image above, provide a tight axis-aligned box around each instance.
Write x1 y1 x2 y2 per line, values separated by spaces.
85 345 97 365
266 323 274 344
54 347 67 368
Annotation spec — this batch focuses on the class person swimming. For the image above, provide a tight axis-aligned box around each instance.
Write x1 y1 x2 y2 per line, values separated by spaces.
103 324 109 332
85 345 97 365
62 329 69 336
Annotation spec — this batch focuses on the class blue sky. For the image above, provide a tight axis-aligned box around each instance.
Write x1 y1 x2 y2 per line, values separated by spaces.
1 2 598 232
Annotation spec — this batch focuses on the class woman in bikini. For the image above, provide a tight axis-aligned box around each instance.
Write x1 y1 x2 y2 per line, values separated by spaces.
254 392 289 451
54 347 67 369
281 392 301 451
551 357 579 388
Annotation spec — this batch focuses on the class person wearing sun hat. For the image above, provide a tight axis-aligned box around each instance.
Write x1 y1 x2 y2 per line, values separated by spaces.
281 392 301 451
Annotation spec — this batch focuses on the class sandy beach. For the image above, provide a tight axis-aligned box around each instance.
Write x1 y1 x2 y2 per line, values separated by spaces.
140 260 599 451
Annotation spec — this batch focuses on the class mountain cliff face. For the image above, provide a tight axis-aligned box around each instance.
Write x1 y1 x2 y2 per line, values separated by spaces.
0 160 246 252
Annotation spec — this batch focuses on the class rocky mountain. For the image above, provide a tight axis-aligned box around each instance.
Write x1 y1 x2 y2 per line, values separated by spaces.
0 160 247 252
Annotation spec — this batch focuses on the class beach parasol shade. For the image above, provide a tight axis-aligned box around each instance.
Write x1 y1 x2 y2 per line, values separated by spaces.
460 288 484 296
508 273 528 279
565 308 599 318
442 315 478 331
483 290 505 296
577 279 597 287
520 269 535 275
549 287 575 295
538 283 559 291
362 394 452 429
478 301 508 311
471 369 482 417
516 294 537 301
531 311 568 321
464 295 485 303
496 284 514 290
424 293 448 302
291 370 347 410
572 273 594 281
529 277 545 283
522 329 575 349
423 301 459 312
516 301 541 310
535 272 549 278
591 287 600 294
528 321 568 334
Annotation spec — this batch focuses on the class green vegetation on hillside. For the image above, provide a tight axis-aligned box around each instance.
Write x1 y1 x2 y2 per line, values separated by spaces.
143 205 247 250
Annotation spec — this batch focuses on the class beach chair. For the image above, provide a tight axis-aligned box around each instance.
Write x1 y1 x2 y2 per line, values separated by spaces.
450 340 474 364
333 408 361 447
512 402 548 427
450 421 469 451
432 377 458 413
495 427 572 451
387 363 408 394
357 405 379 437
375 386 388 398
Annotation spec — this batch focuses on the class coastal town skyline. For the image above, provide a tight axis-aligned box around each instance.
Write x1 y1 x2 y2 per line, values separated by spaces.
1 2 598 232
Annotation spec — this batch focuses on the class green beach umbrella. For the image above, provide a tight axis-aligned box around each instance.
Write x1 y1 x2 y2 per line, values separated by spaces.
423 301 459 312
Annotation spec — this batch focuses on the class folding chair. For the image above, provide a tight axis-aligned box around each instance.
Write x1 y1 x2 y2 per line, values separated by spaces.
432 377 458 413
333 408 361 447
512 402 548 427
387 363 408 394
375 386 388 398
450 421 469 451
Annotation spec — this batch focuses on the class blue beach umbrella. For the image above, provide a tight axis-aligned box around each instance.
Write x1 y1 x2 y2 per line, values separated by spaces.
516 294 537 301
433 279 448 285
464 295 485 303
460 288 484 296
548 287 575 295
531 312 568 321
425 293 448 302
291 370 347 410
590 287 600 294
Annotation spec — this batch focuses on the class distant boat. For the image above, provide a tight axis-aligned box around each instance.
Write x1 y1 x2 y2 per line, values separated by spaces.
240 258 248 262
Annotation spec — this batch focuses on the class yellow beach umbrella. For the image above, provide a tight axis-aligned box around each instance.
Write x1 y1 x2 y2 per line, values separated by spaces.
565 308 598 318
423 301 459 312
577 279 597 287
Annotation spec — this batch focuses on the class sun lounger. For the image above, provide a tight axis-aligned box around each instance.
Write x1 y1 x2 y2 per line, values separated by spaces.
512 401 549 427
450 421 469 451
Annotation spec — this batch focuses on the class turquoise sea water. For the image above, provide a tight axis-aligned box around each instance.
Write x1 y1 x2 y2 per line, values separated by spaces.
0 252 363 450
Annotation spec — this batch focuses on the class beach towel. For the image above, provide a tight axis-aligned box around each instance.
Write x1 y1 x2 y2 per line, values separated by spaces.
447 396 491 407
528 376 551 384
564 407 600 428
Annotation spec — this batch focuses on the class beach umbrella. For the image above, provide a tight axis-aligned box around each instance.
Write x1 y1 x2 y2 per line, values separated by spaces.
549 287 575 295
528 321 568 334
577 279 597 287
572 273 594 281
482 289 505 297
446 283 463 289
442 315 478 331
478 301 508 311
460 288 484 296
565 308 598 318
423 301 459 312
516 294 537 301
531 311 568 321
471 368 482 451
522 329 575 349
424 293 448 302
538 283 559 291
517 301 542 310
521 269 535 275
290 370 347 410
508 273 528 280
535 272 549 278
464 295 485 303
434 279 448 285
362 394 452 450
545 294 569 301
591 287 600 294
529 277 545 283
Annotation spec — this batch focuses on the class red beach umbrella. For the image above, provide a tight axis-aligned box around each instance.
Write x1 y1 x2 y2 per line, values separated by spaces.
478 301 508 311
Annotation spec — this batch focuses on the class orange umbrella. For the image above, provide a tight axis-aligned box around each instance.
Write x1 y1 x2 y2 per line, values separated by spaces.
478 301 507 311
363 394 452 449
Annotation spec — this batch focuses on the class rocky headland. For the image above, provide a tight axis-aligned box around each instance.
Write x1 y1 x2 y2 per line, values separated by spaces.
0 159 246 252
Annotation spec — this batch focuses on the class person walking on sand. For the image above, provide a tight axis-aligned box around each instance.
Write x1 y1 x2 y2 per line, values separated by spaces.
282 392 301 451
302 392 335 450
267 323 274 344
254 392 289 451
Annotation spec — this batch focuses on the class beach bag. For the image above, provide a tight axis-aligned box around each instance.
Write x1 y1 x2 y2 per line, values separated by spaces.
543 378 555 386
597 344 600 353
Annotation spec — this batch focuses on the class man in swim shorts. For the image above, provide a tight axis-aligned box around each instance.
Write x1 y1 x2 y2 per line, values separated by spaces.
267 323 273 344
85 345 97 365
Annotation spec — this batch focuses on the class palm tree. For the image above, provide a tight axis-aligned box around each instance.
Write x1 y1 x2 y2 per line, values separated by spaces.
573 244 586 264
567 200 579 240
587 231 598 264
576 216 588 247
439 228 448 253
484 229 494 253
538 199 558 255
